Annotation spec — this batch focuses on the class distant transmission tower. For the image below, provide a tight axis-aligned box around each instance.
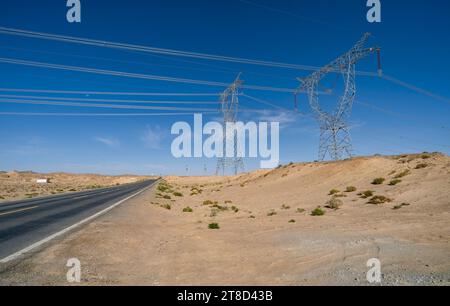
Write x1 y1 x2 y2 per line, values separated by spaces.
216 73 245 175
295 33 381 161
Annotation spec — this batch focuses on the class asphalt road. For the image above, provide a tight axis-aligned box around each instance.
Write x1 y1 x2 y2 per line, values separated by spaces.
0 179 157 261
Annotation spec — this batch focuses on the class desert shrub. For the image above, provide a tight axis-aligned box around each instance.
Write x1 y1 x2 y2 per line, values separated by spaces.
393 203 411 210
281 204 291 210
415 163 428 169
371 178 385 185
208 223 220 230
359 190 374 199
249 215 256 219
389 179 402 186
420 153 431 159
182 207 193 213
289 219 296 223
311 207 325 216
368 196 392 205
173 192 183 197
325 197 343 210
333 193 347 198
160 204 171 210
329 189 340 195
394 170 411 179
345 186 357 193
163 195 171 200
296 208 306 213
267 210 277 217
203 200 214 206
231 206 239 213
224 200 233 204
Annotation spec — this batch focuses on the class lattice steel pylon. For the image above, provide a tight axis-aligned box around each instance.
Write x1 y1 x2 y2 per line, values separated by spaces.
216 73 245 175
295 33 381 161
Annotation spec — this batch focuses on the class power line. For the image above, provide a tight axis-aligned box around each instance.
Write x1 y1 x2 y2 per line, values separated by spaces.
0 94 220 105
0 112 216 117
0 26 376 75
0 88 221 96
0 57 296 93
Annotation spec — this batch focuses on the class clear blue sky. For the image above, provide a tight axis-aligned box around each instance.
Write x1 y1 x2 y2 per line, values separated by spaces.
0 0 449 175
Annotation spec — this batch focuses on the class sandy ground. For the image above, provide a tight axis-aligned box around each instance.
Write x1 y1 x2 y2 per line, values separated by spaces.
0 171 153 203
0 153 449 285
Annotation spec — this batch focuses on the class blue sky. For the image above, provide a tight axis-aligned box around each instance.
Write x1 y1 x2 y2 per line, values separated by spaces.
0 0 449 175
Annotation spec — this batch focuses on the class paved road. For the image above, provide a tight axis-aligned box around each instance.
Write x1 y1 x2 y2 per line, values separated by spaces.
0 179 157 261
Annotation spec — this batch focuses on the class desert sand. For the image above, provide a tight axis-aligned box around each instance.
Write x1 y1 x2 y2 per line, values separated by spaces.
0 171 152 203
0 153 449 285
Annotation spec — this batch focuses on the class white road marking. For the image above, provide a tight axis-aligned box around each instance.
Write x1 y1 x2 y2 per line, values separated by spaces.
0 205 39 217
0 181 157 263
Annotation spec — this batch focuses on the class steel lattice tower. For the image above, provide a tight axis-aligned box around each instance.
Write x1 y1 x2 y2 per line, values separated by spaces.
216 74 245 175
296 33 381 161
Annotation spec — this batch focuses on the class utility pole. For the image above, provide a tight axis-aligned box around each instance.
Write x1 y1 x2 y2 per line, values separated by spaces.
295 33 381 161
216 73 245 175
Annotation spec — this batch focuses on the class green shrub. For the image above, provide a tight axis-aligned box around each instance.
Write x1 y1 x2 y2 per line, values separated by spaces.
329 189 340 195
359 190 374 199
208 223 220 230
182 207 193 213
311 207 325 216
394 170 411 179
368 196 392 205
371 178 385 185
173 192 183 197
345 186 357 193
389 179 402 186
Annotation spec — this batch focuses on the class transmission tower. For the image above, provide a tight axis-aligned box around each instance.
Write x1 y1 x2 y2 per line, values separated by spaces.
295 33 381 161
216 73 245 175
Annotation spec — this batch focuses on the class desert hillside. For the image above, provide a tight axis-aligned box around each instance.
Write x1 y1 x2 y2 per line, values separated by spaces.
0 171 153 203
1 153 449 285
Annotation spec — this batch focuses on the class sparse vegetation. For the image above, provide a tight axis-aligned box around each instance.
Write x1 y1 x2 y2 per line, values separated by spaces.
281 204 291 210
345 186 357 193
249 215 256 219
231 206 239 213
368 196 392 205
289 219 296 223
329 189 340 195
311 207 325 216
393 203 411 210
160 204 171 210
203 200 214 206
210 208 219 217
173 192 183 197
208 223 220 230
371 178 385 185
325 197 343 210
296 208 306 213
224 200 233 204
182 207 193 213
163 195 171 200
267 210 277 217
415 163 428 169
420 153 431 159
394 169 411 179
389 179 402 186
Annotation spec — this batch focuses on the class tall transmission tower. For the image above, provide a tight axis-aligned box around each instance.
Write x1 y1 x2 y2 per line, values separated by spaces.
295 33 381 161
216 73 245 175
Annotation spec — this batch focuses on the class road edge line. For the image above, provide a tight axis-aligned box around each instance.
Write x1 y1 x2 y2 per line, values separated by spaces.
0 180 158 264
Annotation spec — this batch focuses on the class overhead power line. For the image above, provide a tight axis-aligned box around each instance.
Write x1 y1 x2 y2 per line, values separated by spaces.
0 26 377 75
0 88 221 96
0 57 296 93
0 94 220 105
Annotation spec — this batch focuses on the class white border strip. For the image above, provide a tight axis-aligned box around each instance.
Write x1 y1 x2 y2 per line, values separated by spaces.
0 180 157 263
